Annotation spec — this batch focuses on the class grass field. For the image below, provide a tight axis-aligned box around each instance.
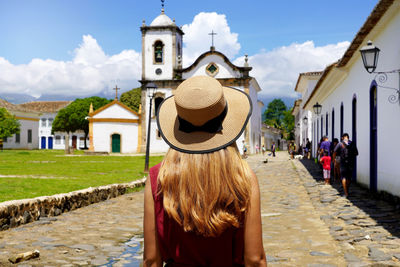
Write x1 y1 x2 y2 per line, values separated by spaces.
0 150 164 202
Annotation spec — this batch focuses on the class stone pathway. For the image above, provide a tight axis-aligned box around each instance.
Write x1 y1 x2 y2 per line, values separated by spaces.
293 157 400 266
248 153 346 266
0 193 144 266
0 152 399 266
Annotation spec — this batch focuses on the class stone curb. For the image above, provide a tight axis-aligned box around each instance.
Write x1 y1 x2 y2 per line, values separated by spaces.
0 177 146 231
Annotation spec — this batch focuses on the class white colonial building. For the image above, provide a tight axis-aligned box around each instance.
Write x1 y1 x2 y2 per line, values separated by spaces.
0 99 40 150
0 99 88 150
261 124 282 151
88 99 140 153
292 72 322 151
299 0 400 197
137 8 264 154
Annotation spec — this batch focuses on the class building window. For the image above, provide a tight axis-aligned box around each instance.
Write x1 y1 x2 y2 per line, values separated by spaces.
15 133 20 143
79 137 84 148
326 113 329 136
48 118 53 127
27 129 32 143
340 102 344 137
62 136 65 144
154 96 164 115
3 137 7 142
55 135 61 144
331 108 335 140
156 129 162 140
41 118 47 127
206 62 219 77
154 40 164 64
320 116 323 138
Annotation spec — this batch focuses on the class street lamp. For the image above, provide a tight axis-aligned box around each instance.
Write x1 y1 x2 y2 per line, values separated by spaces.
359 40 400 104
313 102 322 115
360 40 380 73
303 116 308 125
144 82 157 173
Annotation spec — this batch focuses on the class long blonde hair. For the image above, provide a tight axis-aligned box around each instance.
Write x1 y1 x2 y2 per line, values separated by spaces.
157 143 252 237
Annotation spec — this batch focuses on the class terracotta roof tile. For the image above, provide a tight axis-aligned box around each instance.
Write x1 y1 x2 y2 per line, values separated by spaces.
337 0 395 67
17 101 72 113
0 98 17 110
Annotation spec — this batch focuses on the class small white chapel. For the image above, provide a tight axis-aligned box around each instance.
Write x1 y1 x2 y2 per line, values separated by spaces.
89 6 264 154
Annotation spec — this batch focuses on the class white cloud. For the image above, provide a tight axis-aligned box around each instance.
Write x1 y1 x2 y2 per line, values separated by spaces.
182 12 240 67
0 13 349 102
0 35 141 98
234 41 350 98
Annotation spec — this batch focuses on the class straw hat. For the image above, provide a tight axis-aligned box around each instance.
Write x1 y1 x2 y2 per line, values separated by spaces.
156 76 252 154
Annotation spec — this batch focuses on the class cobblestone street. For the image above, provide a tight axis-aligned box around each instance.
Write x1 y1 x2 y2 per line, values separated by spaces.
1 152 400 266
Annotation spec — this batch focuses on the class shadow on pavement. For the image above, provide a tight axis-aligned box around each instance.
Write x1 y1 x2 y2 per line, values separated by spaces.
299 158 400 239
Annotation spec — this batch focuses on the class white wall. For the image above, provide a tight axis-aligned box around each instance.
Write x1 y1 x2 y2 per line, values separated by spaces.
3 118 39 150
144 31 176 81
182 54 241 79
143 88 172 153
93 122 138 153
309 10 400 196
95 104 138 119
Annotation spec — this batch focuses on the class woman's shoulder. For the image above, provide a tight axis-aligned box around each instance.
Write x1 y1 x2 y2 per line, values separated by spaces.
149 162 163 198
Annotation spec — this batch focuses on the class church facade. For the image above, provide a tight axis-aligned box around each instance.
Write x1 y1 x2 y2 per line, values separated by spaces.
138 9 263 154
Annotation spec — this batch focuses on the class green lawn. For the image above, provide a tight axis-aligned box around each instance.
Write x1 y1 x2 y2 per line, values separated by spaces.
0 150 164 202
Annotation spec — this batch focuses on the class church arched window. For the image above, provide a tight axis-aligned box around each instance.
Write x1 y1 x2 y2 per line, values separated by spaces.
154 96 164 114
154 41 164 64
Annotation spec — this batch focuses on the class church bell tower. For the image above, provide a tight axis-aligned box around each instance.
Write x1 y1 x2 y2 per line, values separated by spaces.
141 8 183 81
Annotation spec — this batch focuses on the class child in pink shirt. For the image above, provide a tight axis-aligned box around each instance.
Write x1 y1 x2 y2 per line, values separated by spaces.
320 151 331 185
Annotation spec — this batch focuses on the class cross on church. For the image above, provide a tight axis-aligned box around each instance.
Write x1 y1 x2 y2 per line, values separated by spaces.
113 85 120 100
209 30 217 48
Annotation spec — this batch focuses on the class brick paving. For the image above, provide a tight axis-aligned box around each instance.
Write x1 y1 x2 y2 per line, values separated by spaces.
0 152 399 266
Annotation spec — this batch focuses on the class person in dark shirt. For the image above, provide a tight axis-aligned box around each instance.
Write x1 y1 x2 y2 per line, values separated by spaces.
305 138 311 159
319 136 331 155
333 133 358 197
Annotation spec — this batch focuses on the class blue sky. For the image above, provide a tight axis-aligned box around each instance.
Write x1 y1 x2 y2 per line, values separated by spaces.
0 0 378 103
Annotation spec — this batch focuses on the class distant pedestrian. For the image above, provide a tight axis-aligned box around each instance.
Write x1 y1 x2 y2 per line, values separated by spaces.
333 133 358 197
262 145 266 155
271 142 276 157
255 144 260 154
305 138 311 159
331 138 340 183
320 150 331 185
320 136 331 155
242 140 248 158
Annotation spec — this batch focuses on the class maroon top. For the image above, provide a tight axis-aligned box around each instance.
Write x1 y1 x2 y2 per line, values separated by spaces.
150 163 245 267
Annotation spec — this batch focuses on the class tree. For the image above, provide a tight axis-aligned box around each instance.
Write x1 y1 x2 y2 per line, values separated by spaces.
282 108 295 140
263 99 295 141
263 99 287 129
120 87 141 112
52 96 111 153
0 108 20 150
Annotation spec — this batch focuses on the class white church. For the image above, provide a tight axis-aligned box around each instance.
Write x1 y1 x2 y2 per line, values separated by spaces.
89 8 264 154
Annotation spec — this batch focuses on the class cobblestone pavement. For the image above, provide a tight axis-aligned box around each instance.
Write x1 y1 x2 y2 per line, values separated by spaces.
0 152 400 266
0 193 144 266
293 157 400 266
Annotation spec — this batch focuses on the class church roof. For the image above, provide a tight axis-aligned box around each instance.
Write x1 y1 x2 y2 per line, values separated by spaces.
89 99 139 117
150 11 174 26
176 50 252 76
17 101 71 113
